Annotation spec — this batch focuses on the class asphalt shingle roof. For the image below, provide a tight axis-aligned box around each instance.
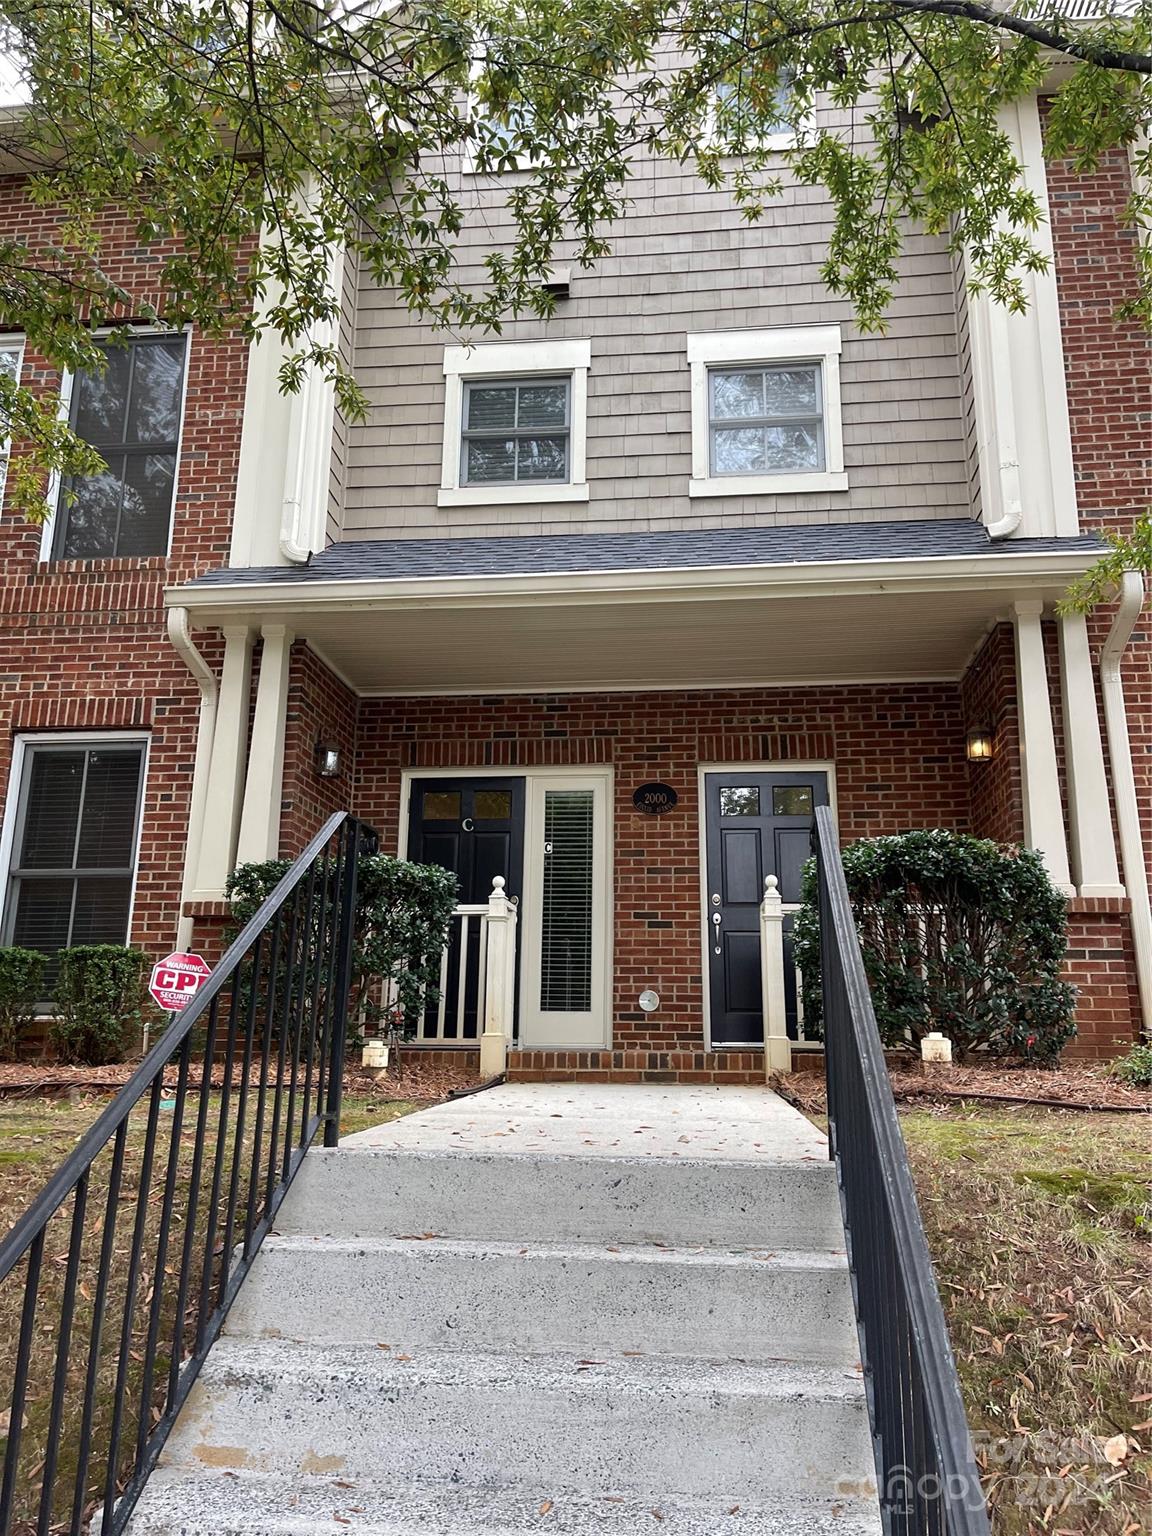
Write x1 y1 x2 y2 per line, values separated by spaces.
186 520 1105 587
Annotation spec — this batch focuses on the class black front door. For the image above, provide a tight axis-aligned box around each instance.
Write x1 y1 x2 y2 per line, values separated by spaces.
704 771 829 1046
407 778 525 1039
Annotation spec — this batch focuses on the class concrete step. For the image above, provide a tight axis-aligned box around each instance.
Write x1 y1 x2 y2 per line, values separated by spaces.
162 1341 876 1505
227 1235 859 1366
128 1468 882 1535
277 1150 844 1251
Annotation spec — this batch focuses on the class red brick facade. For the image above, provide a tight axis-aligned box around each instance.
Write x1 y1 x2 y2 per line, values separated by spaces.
0 178 249 959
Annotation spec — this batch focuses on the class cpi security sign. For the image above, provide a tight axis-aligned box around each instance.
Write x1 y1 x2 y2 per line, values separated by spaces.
149 952 211 1012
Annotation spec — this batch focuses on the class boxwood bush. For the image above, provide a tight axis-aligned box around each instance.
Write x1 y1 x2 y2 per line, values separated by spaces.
0 946 46 1060
793 829 1076 1063
50 946 149 1065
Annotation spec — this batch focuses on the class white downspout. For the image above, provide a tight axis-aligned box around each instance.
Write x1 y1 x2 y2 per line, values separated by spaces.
1099 571 1152 1035
984 299 1024 540
167 606 219 951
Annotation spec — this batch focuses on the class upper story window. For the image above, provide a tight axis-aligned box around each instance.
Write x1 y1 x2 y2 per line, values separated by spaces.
712 69 796 151
687 326 847 498
0 335 24 503
440 339 591 507
1 735 147 977
51 332 188 560
462 378 570 486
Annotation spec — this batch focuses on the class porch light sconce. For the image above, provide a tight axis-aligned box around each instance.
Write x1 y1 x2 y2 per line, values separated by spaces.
965 725 995 763
315 739 342 779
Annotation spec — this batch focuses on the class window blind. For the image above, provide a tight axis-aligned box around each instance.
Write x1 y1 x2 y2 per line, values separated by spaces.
539 789 594 1013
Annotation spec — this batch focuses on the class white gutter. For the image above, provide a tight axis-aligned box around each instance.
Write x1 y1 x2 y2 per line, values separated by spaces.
984 298 1024 541
166 607 219 951
1099 570 1152 1035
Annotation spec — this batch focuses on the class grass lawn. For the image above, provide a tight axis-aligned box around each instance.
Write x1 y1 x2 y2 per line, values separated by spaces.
902 1104 1150 1535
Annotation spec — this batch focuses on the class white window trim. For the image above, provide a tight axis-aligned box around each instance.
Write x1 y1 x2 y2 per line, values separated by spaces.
686 325 847 497
0 730 151 963
0 333 26 505
439 338 591 507
38 326 192 563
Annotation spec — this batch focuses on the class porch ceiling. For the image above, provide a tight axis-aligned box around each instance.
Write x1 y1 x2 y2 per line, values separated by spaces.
168 570 1087 694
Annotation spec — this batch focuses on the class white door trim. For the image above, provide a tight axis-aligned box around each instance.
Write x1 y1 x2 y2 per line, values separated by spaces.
398 765 614 1050
697 761 837 1052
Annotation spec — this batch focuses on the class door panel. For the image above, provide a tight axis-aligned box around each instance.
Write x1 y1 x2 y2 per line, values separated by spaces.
407 778 525 1039
704 770 829 1046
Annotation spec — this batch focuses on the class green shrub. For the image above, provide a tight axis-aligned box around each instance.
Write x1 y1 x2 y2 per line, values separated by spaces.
0 947 46 1060
793 829 1077 1063
50 946 149 1065
1110 1042 1152 1087
227 853 459 1039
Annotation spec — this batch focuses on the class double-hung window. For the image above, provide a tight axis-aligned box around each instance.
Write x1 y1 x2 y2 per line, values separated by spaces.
712 68 796 151
0 335 25 503
1 737 147 970
687 327 847 497
51 332 188 560
440 339 591 506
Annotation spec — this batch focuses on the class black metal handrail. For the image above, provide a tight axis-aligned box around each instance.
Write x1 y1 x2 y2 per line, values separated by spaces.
0 811 371 1536
814 805 991 1536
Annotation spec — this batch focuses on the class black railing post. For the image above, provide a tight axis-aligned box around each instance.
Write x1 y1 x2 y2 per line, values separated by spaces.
324 818 362 1148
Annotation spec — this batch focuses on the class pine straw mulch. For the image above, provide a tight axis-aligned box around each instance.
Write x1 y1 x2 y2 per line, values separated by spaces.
777 1061 1150 1117
0 1056 482 1104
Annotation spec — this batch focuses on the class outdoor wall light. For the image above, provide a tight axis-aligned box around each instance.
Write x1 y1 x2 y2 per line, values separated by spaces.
965 725 995 763
315 739 342 778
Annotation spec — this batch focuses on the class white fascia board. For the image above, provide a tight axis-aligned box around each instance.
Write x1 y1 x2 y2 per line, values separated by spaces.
443 338 592 376
165 545 1105 618
686 326 842 364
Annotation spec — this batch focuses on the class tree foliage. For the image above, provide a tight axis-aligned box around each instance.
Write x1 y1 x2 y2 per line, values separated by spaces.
793 828 1077 1061
0 0 1148 516
1059 511 1152 612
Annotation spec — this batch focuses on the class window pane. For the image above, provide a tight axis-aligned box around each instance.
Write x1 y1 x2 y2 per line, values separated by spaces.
10 877 74 953
516 383 567 429
465 437 517 484
76 749 143 866
474 790 513 820
73 346 132 442
764 424 822 471
126 339 185 443
117 453 176 556
763 366 818 416
772 785 814 816
540 790 594 1013
516 436 567 482
423 791 461 819
711 370 764 420
720 786 760 817
59 465 126 558
71 876 133 946
466 385 517 431
19 752 85 868
712 426 765 475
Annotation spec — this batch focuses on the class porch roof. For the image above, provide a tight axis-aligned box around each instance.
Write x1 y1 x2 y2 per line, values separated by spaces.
167 520 1107 694
186 519 1104 587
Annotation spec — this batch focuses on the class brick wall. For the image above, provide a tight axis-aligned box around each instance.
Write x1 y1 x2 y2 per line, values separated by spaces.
1042 126 1152 887
353 684 971 1050
0 177 250 962
958 623 1023 845
279 642 358 857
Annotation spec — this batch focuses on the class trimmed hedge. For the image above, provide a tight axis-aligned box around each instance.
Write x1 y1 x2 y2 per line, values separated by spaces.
793 829 1077 1063
50 946 149 1065
0 947 45 1060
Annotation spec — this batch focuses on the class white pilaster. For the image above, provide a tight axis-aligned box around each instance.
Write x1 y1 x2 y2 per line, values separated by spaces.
236 624 296 866
1013 601 1073 894
1057 613 1124 897
759 875 792 1076
193 625 255 898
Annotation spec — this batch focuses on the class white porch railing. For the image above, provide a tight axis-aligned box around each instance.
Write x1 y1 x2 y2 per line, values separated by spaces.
759 875 814 1076
416 876 518 1080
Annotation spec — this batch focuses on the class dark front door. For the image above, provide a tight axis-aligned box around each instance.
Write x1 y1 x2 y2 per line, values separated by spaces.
704 771 829 1046
407 778 525 1039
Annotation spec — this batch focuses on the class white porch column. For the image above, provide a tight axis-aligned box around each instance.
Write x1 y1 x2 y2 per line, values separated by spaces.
236 624 295 866
479 877 518 1080
760 875 792 1076
1012 600 1073 894
1057 612 1124 897
193 624 255 898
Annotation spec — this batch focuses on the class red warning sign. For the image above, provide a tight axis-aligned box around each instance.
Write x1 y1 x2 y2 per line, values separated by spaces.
149 952 211 1012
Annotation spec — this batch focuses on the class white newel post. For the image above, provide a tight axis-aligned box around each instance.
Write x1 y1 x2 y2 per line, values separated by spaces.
760 875 792 1077
480 877 517 1080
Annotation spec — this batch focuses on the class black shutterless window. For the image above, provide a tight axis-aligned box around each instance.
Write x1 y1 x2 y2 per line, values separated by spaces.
3 742 146 966
53 334 187 559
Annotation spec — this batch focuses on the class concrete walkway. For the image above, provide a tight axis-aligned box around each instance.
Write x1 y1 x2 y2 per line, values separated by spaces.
341 1080 828 1161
